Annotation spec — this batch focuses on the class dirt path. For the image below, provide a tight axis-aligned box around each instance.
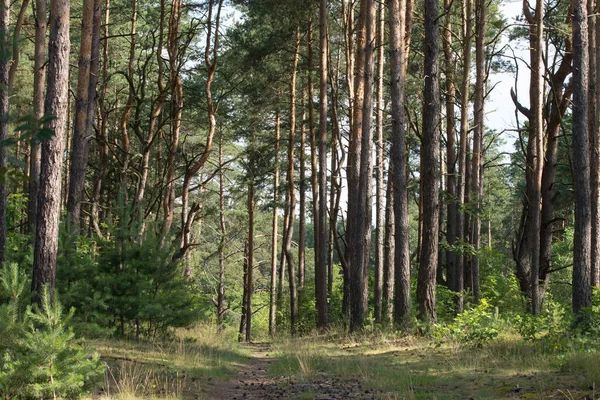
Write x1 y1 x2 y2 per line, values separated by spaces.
202 343 380 400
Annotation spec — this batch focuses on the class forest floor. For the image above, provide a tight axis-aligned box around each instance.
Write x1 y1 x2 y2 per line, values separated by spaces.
203 342 380 399
89 326 600 400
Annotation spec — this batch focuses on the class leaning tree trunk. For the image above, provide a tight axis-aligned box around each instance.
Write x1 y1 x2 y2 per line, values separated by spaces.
32 0 70 304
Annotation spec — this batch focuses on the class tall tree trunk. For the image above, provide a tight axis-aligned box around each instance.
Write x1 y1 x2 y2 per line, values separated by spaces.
180 0 223 261
347 0 375 332
32 0 70 304
374 0 385 324
470 0 487 305
417 0 441 323
91 0 110 238
66 0 95 227
316 0 329 331
0 0 8 266
298 95 306 292
572 0 592 315
7 0 29 89
591 0 600 289
217 133 226 327
117 0 136 204
284 28 300 334
269 107 281 337
389 0 411 325
238 239 248 342
163 0 183 236
443 0 457 295
383 163 395 325
455 0 473 313
245 179 255 342
27 0 47 234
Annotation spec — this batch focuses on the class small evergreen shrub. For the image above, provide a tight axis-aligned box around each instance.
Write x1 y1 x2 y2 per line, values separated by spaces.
0 265 104 399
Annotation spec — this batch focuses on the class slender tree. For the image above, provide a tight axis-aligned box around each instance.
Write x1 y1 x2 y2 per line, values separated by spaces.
269 107 281 336
27 0 48 233
374 0 385 323
316 0 329 330
0 0 8 266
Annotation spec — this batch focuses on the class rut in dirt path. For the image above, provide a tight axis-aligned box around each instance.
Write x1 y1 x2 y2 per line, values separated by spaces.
203 342 381 400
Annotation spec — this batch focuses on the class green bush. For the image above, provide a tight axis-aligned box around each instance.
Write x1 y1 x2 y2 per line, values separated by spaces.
0 265 104 399
436 299 501 347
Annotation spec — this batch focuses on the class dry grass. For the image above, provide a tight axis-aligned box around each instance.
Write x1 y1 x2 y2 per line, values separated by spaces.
86 324 248 399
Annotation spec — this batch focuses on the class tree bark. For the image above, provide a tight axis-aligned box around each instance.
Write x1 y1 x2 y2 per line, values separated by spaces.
316 0 329 331
469 0 487 305
417 0 441 323
374 0 385 324
455 0 473 313
389 0 411 325
0 0 8 266
269 107 281 337
66 0 96 227
443 0 457 296
32 0 70 304
572 0 593 315
283 28 300 334
27 0 47 234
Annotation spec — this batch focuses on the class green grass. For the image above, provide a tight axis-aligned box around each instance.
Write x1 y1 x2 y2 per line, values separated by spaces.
87 324 249 399
269 330 600 399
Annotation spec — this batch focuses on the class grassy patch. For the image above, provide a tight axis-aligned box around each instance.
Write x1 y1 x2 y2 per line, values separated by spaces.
269 331 599 399
87 324 248 399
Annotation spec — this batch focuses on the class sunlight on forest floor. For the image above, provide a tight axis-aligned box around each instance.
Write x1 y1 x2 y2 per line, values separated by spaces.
86 325 249 399
269 331 600 399
85 325 600 399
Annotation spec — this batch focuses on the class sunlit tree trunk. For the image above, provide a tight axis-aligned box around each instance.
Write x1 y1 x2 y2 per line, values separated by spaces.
32 0 70 304
163 0 184 236
66 0 96 227
180 0 223 262
572 0 593 315
455 0 472 313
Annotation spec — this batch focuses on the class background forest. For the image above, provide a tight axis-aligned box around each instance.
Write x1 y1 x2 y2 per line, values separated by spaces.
1 0 600 397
